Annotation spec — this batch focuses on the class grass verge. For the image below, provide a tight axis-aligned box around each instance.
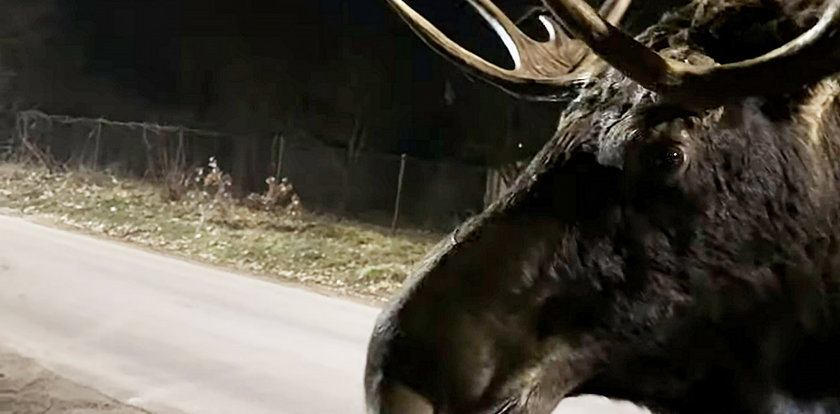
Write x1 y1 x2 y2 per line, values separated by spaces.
0 163 439 302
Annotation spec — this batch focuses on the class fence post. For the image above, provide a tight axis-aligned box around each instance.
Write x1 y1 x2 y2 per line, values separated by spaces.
92 120 102 168
391 153 407 234
5 112 20 158
141 126 156 178
275 134 286 179
177 127 186 170
18 112 26 144
18 112 28 163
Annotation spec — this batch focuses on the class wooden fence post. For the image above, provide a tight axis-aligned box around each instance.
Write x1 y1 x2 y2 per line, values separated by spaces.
391 153 407 234
19 112 27 144
141 126 157 178
275 134 286 179
92 120 102 168
177 127 185 170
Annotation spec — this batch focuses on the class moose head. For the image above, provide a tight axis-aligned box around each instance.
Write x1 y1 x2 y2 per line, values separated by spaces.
366 0 840 413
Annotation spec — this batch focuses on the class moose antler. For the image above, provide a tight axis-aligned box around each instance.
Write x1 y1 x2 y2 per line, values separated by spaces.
386 0 632 101
542 0 840 109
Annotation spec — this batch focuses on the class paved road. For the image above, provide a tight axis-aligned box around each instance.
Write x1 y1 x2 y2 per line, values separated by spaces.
0 215 649 414
0 344 149 414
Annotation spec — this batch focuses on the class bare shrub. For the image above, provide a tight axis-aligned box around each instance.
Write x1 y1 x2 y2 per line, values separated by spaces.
243 176 302 215
13 138 65 173
195 156 233 201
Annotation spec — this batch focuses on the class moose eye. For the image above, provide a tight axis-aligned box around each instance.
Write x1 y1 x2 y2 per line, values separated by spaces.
641 142 686 173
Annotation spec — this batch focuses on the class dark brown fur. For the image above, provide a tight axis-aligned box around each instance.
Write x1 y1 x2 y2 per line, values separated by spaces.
366 1 840 413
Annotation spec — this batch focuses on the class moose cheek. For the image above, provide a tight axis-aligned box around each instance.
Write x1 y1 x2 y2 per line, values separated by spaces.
536 290 611 342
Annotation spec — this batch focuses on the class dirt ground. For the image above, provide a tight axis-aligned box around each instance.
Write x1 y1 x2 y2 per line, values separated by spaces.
0 347 148 414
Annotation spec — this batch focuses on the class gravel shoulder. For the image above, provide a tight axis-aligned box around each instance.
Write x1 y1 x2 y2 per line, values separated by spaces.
0 346 148 414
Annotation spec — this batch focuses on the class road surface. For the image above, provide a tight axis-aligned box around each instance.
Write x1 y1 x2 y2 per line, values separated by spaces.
0 344 149 414
0 214 649 414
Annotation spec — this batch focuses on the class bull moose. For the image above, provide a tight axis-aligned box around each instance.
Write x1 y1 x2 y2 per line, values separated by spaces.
365 0 840 413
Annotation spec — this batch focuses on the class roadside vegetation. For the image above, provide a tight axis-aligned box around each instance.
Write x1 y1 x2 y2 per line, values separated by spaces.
0 162 439 302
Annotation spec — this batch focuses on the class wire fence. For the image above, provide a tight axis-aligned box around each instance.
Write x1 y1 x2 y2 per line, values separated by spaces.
7 110 492 231
0 135 12 159
279 144 488 230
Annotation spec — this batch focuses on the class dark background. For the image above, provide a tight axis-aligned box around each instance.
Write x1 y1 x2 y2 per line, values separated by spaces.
0 0 567 162
0 0 688 229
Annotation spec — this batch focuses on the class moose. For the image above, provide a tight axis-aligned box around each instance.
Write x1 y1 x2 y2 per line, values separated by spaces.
365 0 840 413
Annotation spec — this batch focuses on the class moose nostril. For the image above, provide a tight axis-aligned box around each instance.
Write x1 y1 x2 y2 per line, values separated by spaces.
374 382 435 414
366 316 442 414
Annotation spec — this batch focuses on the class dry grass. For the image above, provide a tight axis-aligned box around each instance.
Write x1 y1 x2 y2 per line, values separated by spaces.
0 163 439 301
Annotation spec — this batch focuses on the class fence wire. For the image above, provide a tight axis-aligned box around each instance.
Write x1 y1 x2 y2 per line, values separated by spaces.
10 110 492 231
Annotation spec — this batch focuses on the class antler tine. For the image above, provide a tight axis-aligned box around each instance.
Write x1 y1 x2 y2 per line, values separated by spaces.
470 0 529 46
543 0 840 109
386 0 633 101
516 0 632 72
539 13 572 44
387 0 525 83
542 0 670 91
599 0 632 26
466 0 535 70
564 0 632 74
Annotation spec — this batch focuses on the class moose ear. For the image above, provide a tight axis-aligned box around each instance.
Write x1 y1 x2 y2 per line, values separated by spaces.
714 99 772 130
718 103 751 129
717 97 793 130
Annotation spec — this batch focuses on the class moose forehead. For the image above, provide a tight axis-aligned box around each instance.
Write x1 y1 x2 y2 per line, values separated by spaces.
564 73 837 154
535 76 697 170
523 84 839 226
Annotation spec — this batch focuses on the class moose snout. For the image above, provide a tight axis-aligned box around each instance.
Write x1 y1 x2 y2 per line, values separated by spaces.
365 317 438 414
365 308 504 414
364 150 624 414
368 379 435 414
